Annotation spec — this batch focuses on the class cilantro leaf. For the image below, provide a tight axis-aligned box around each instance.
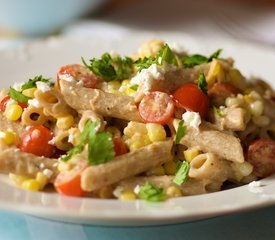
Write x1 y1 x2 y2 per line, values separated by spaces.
208 49 222 62
173 161 190 186
8 87 30 103
88 131 114 165
135 57 156 72
21 75 51 91
175 120 186 144
156 44 178 66
135 43 178 71
182 49 222 68
182 54 208 68
138 182 165 202
197 73 208 95
213 106 224 117
61 120 115 165
82 53 133 81
130 84 139 91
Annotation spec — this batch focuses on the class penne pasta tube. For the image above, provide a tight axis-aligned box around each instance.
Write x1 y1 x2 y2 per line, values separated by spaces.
173 119 244 163
0 112 26 137
115 175 220 196
0 148 58 182
59 80 143 122
81 139 174 192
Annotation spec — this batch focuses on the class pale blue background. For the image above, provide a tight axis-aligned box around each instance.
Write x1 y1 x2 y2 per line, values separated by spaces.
1 206 275 240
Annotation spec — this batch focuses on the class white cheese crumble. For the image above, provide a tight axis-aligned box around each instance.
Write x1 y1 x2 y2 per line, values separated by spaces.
43 169 53 178
134 185 141 195
58 74 76 82
182 111 201 129
12 82 24 91
169 42 187 55
113 186 124 198
39 163 45 169
28 98 40 108
248 181 263 193
36 81 51 92
131 64 165 93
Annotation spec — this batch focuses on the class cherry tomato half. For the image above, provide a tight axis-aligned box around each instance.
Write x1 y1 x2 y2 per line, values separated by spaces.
0 96 28 112
172 83 209 118
247 138 275 178
113 136 128 156
54 161 88 197
138 91 175 125
57 64 98 89
18 125 55 157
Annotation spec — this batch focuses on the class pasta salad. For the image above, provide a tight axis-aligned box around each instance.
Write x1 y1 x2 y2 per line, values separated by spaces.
0 39 275 202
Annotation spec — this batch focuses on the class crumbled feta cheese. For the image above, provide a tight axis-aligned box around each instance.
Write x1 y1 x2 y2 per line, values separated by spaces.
43 169 53 178
28 98 40 108
58 74 76 82
36 81 51 92
39 163 45 169
182 111 201 129
169 42 187 55
6 99 17 107
48 137 56 145
248 181 263 193
134 185 141 195
12 82 24 91
113 186 124 198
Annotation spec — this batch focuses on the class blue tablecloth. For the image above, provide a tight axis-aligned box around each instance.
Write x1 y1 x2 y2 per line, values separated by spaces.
1 206 275 240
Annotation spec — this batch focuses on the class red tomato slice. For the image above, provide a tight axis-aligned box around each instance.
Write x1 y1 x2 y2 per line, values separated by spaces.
172 83 209 118
0 96 28 112
18 125 55 157
208 82 239 106
113 136 128 156
247 138 275 178
54 161 87 197
138 91 175 125
57 64 98 89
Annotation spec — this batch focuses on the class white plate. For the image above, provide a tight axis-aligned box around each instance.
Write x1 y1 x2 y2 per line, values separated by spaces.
1 32 275 226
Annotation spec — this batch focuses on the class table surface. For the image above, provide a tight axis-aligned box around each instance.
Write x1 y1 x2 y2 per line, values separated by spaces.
1 205 275 240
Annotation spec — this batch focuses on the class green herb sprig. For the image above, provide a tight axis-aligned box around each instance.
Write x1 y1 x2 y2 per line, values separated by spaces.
138 182 165 202
173 161 190 186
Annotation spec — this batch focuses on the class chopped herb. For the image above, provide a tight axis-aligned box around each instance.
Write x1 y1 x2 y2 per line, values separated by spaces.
21 75 51 91
175 120 186 144
173 161 190 186
213 106 224 117
182 54 208 68
197 73 208 95
182 49 223 68
8 88 30 103
135 43 178 71
82 53 133 81
156 44 178 66
88 130 114 165
61 120 115 165
138 182 165 202
130 84 139 91
135 57 155 72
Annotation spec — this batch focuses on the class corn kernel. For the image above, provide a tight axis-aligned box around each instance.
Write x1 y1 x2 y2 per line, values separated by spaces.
22 179 40 191
128 134 151 151
249 100 264 116
184 147 201 162
121 80 131 86
163 161 177 175
146 123 166 142
9 173 29 186
166 186 182 198
108 80 121 89
57 161 73 172
22 87 37 98
124 88 136 96
228 68 247 91
138 39 165 58
119 191 137 200
4 104 23 121
0 130 17 145
56 114 74 130
36 172 48 190
146 165 165 176
206 60 224 87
